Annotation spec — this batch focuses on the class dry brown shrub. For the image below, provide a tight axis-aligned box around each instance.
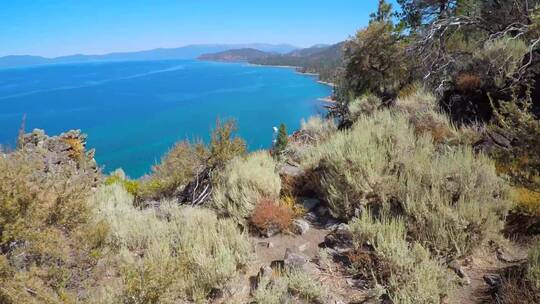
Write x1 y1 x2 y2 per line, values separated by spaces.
411 111 456 144
250 198 293 234
456 73 482 92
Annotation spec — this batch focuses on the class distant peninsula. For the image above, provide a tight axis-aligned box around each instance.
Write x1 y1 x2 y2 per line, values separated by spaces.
198 42 344 83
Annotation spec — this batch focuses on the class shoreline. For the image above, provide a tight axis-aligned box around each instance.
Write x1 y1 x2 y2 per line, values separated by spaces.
318 96 336 103
248 62 336 104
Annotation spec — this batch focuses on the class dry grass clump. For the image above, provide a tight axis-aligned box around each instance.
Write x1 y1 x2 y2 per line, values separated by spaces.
253 269 328 304
211 151 281 225
495 242 540 303
250 198 294 235
528 241 540 290
300 116 337 143
304 109 509 257
512 187 540 216
347 94 381 119
350 212 453 303
394 87 467 145
456 73 482 92
90 184 253 303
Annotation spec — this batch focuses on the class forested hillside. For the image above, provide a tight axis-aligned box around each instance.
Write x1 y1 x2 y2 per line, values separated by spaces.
1 0 540 303
200 42 344 84
250 42 344 83
198 48 272 62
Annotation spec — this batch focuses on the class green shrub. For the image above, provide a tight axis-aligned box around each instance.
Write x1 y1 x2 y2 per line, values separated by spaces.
138 140 207 200
473 36 528 88
274 123 288 158
211 151 281 225
490 98 540 190
208 119 246 168
104 169 139 196
343 20 411 101
138 119 245 201
304 109 509 257
0 149 97 303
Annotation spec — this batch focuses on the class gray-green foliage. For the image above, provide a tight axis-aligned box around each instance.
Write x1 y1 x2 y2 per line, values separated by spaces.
350 212 453 303
90 184 253 303
304 109 509 257
211 151 281 225
528 241 540 290
253 269 328 304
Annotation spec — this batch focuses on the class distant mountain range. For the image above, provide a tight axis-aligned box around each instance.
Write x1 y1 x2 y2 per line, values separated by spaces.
0 43 298 69
198 42 345 83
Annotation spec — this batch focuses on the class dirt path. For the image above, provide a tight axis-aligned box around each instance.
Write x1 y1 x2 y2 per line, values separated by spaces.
453 247 528 304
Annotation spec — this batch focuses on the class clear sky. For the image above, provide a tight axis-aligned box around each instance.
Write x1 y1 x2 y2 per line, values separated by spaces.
1 0 396 58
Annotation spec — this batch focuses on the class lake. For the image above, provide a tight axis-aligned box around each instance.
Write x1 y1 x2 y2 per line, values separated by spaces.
0 60 331 177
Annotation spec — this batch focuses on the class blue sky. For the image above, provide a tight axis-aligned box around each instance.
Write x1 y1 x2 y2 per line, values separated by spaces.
1 0 397 57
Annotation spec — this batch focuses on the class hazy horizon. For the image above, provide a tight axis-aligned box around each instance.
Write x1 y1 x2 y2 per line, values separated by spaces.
1 0 396 57
1 42 307 59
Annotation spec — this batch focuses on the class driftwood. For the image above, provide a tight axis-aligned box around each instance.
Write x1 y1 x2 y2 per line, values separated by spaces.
177 166 214 206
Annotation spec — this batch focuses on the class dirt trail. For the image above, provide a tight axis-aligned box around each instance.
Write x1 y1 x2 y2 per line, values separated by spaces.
453 247 528 304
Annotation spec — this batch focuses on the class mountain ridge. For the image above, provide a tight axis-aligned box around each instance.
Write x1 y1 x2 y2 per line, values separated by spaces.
0 43 299 69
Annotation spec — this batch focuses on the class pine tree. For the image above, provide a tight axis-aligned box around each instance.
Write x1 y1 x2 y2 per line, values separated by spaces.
274 123 288 158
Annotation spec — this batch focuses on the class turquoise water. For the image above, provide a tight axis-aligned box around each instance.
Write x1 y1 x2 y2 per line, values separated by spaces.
0 60 331 177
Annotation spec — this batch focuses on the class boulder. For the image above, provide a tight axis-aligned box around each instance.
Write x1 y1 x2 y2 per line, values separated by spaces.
284 248 309 269
321 224 353 251
262 223 281 238
279 163 305 177
292 219 310 235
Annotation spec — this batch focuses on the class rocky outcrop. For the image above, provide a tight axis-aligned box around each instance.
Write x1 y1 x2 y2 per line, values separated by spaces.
16 129 101 184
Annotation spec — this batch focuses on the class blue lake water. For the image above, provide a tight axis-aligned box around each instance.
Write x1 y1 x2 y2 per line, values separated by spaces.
0 60 331 177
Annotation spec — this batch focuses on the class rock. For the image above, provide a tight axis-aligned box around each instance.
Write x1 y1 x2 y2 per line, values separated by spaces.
488 130 511 148
300 197 320 210
483 274 501 287
324 218 340 230
304 212 318 222
262 223 281 238
257 241 274 248
15 129 101 185
250 265 274 293
279 163 305 177
298 243 309 252
292 219 310 235
315 205 329 217
284 248 308 269
321 224 352 251
496 247 521 263
346 278 364 288
448 261 471 285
